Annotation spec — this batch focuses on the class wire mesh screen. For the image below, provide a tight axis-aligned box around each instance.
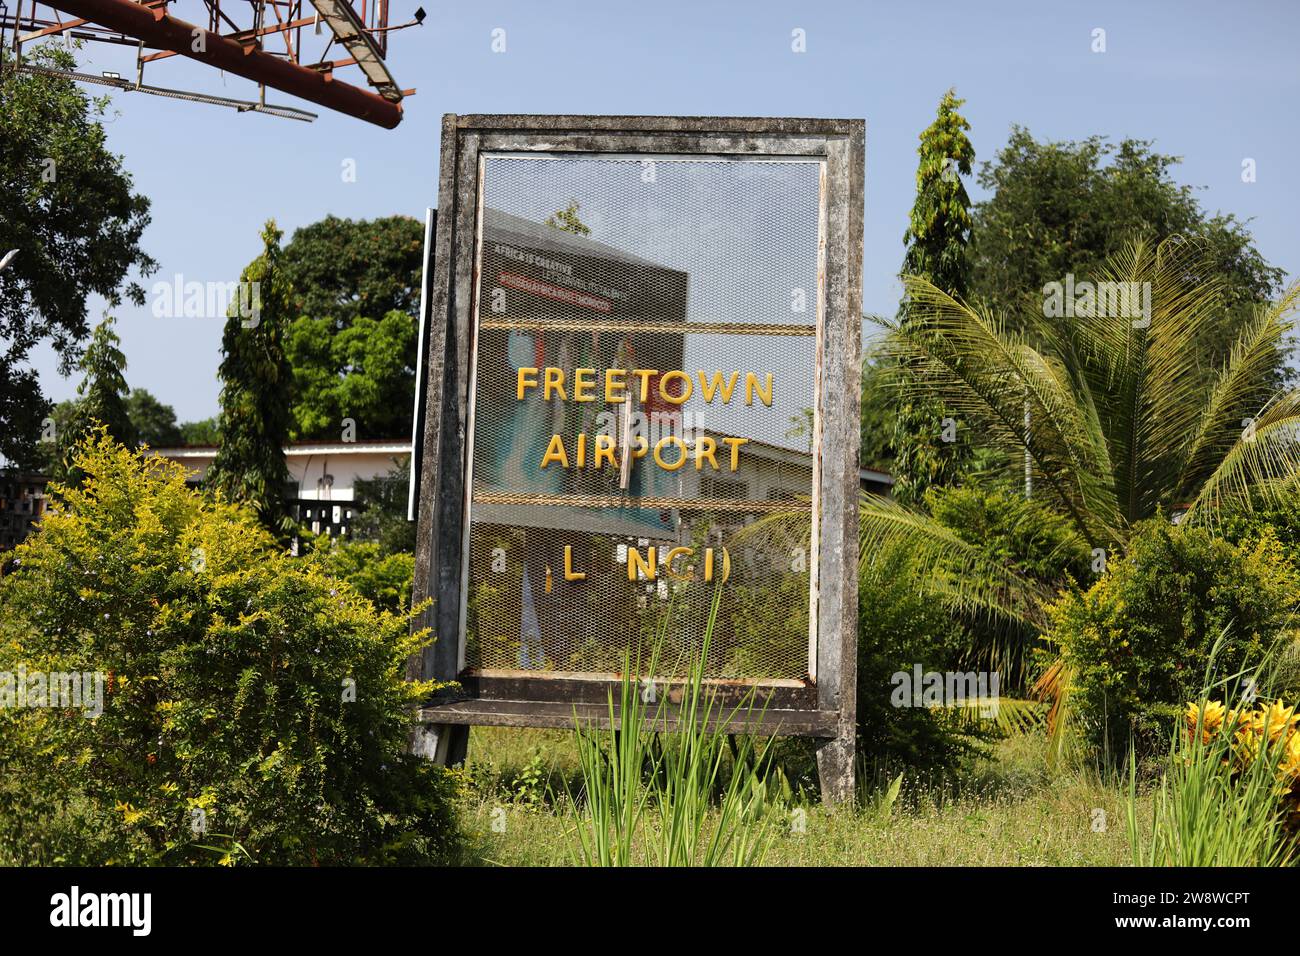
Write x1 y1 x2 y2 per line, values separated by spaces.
463 154 823 682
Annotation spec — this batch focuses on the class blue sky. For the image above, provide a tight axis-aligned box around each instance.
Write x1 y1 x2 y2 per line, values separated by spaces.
26 0 1300 423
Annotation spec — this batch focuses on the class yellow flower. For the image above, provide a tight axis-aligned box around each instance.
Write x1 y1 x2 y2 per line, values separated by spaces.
114 801 144 825
1185 700 1227 743
1281 734 1300 780
1185 700 1226 735
1236 708 1267 737
1202 700 1227 731
1261 700 1300 743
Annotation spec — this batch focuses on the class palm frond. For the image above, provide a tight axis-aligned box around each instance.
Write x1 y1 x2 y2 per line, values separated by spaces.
1176 281 1300 507
885 276 1121 545
857 494 1057 629
943 696 1046 736
1183 388 1300 523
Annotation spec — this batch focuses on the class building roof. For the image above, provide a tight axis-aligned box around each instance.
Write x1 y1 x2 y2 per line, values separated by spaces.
149 440 413 458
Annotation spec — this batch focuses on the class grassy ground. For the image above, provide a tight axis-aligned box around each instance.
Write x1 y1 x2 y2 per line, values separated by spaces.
455 726 1145 866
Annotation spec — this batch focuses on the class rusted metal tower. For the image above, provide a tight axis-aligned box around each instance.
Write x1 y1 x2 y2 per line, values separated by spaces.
1 0 421 127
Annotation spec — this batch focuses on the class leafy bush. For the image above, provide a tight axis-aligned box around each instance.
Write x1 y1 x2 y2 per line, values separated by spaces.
856 546 992 776
1046 520 1300 763
1218 494 1300 563
928 485 1091 685
928 485 1091 584
0 433 460 865
313 540 415 614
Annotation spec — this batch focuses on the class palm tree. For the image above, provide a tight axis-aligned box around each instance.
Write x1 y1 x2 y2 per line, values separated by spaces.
864 237 1299 600
854 237 1300 739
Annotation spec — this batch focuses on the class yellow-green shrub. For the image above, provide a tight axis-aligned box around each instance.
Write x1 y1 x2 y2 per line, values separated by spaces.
0 432 458 865
1046 520 1300 763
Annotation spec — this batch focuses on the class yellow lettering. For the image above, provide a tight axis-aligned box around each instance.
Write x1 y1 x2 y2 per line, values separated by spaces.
659 369 692 405
564 545 587 581
632 369 656 402
665 547 693 580
744 371 773 407
573 367 595 402
696 370 738 403
703 548 731 583
540 434 569 468
576 433 587 468
722 436 749 470
543 366 567 401
694 436 718 471
627 546 657 581
593 434 617 468
605 368 627 403
516 367 539 400
654 435 688 471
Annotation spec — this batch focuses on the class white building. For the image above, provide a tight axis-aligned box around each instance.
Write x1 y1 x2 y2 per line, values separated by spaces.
150 439 411 536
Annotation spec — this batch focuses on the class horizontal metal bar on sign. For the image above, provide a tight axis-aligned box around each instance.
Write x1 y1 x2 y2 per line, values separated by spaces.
470 668 810 689
418 698 839 738
483 149 828 166
478 135 834 159
478 319 816 337
457 114 859 136
470 491 811 512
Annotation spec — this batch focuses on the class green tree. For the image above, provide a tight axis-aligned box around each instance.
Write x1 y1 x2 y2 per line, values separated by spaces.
275 215 425 441
0 44 155 467
926 483 1091 685
125 388 184 448
207 222 294 535
859 238 1300 741
286 310 417 440
33 399 77 475
901 89 975 297
279 215 424 327
868 238 1300 589
546 200 591 236
890 89 977 505
968 129 1286 383
56 314 135 481
179 417 221 446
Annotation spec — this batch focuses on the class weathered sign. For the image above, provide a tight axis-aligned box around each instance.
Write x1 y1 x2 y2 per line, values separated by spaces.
411 115 864 801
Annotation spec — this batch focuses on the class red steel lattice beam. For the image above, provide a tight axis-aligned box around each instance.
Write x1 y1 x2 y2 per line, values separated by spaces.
42 0 403 127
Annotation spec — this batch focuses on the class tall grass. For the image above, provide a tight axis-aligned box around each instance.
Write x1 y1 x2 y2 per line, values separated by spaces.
1127 705 1295 867
567 588 780 866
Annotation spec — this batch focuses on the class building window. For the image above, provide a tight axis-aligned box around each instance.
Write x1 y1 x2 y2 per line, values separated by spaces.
700 476 748 501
